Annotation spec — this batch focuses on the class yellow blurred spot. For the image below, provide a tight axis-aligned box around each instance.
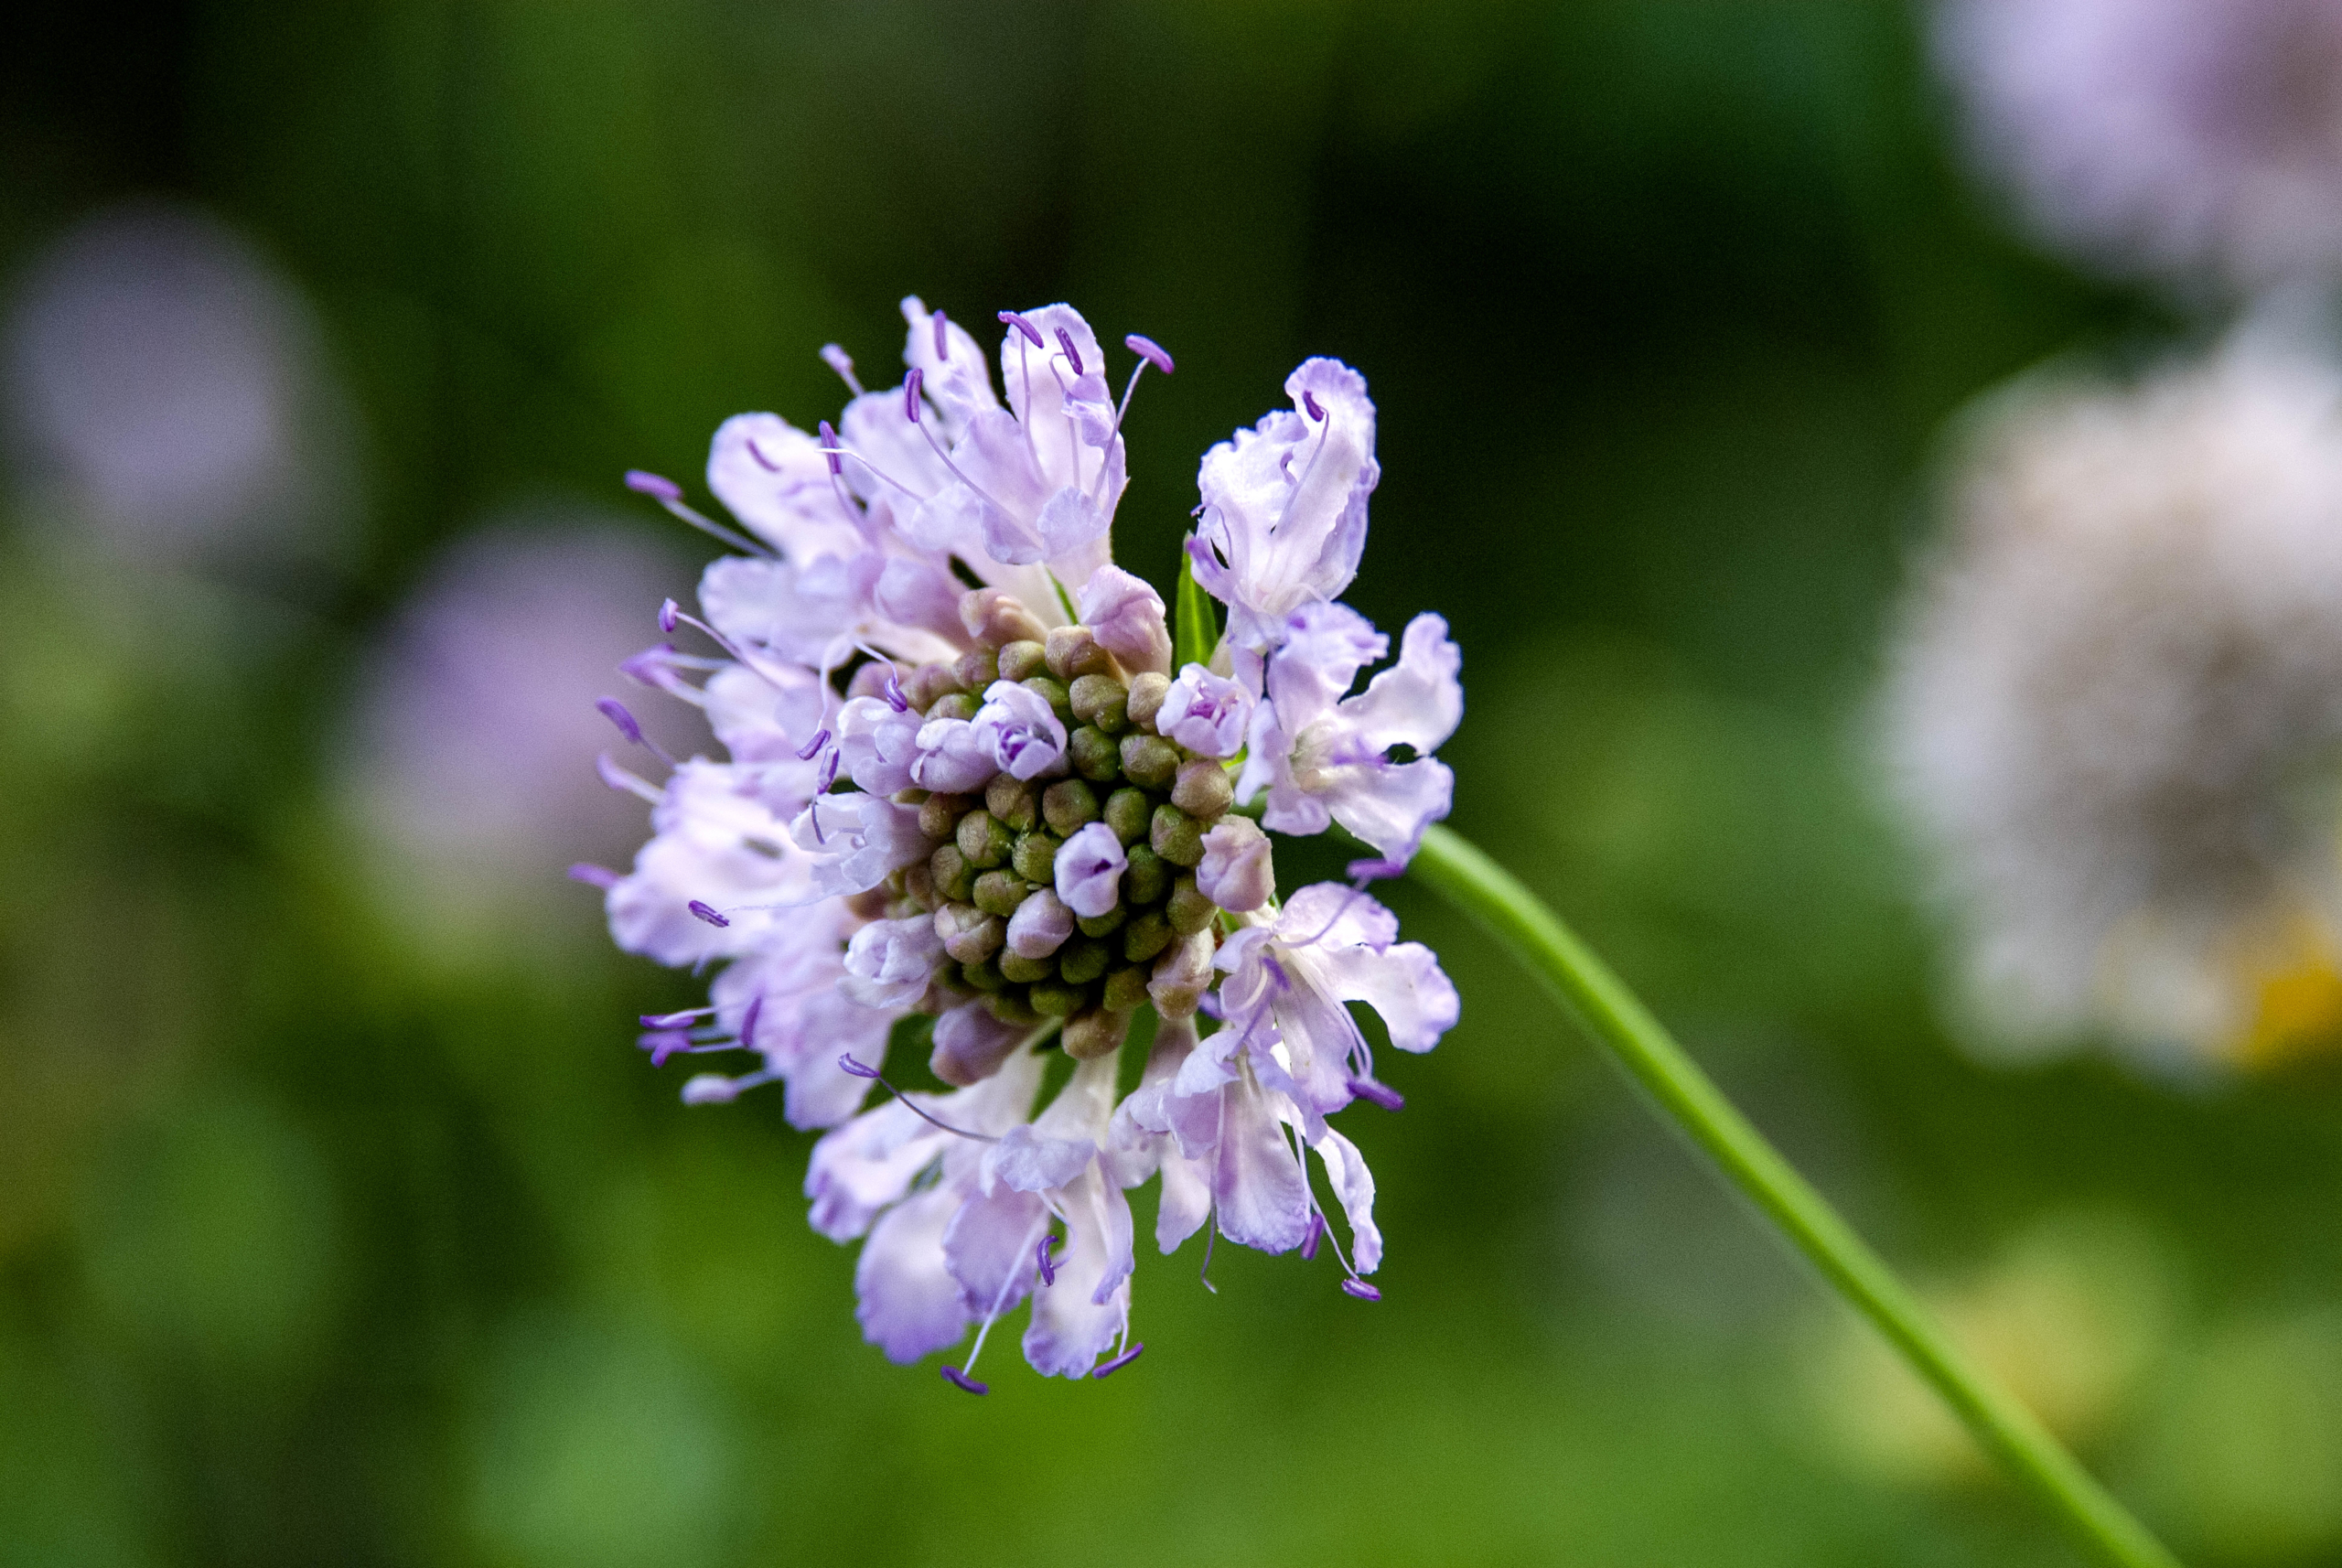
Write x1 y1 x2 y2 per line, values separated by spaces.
2232 913 2342 1068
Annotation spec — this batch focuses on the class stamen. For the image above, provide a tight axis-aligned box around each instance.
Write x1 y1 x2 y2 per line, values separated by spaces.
596 754 664 804
1092 1343 1146 1379
1037 1235 1058 1286
795 727 832 761
1198 1206 1219 1294
596 697 676 766
1124 334 1175 374
998 310 1045 348
639 1029 691 1066
940 1366 989 1395
820 343 864 394
569 863 619 889
682 1069 775 1105
640 1007 717 1026
903 368 924 423
1340 1279 1382 1303
811 421 843 477
883 669 909 712
625 469 682 503
837 1054 1001 1142
688 901 731 928
1346 856 1406 887
1301 1211 1325 1262
739 994 764 1053
932 309 950 360
1055 328 1084 377
660 598 681 633
1347 1076 1404 1112
1303 390 1326 422
628 475 770 556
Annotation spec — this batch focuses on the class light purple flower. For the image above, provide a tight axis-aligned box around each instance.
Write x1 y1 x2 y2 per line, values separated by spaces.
708 905 895 1128
1159 662 1252 757
833 693 924 796
1077 564 1172 675
908 715 998 795
1004 887 1075 959
1205 883 1458 1131
1055 822 1128 919
1196 816 1274 912
607 760 819 965
972 680 1068 780
790 790 930 898
982 1055 1134 1378
842 915 947 1008
1238 604 1462 865
1189 358 1378 653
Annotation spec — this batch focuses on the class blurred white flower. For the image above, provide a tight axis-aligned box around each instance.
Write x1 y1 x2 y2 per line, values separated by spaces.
1886 337 2342 1067
1936 0 2342 293
336 519 693 943
2 199 354 574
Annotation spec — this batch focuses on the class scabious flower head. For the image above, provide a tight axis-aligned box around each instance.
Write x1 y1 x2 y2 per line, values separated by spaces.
1935 0 2342 294
1885 334 2342 1069
592 299 1464 1388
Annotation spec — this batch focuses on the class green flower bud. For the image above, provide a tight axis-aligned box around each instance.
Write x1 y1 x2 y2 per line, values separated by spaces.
1170 758 1234 820
984 773 1038 832
1068 725 1122 783
1058 936 1112 986
1125 671 1171 732
953 644 999 692
892 787 930 805
1076 906 1127 938
1101 964 1152 1013
996 639 1048 682
929 843 975 903
1166 875 1215 935
1019 674 1073 723
1102 786 1152 844
999 950 1054 984
960 956 1005 993
1120 734 1180 789
918 791 971 841
936 902 1004 963
1028 979 1088 1017
903 663 962 710
984 988 1039 1026
901 861 941 913
1122 843 1169 905
1151 803 1205 867
956 809 1013 868
928 689 982 724
1063 1004 1131 1059
1069 673 1130 734
1010 830 1060 885
972 870 1032 918
1041 779 1101 836
1123 909 1174 963
1045 624 1114 680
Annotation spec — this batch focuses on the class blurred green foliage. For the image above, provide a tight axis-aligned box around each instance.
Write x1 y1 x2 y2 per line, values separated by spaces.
6 2 2342 1565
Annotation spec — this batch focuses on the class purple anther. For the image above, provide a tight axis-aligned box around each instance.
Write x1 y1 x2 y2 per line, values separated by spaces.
931 308 950 360
620 643 678 684
1301 1211 1325 1262
1262 955 1292 990
1055 328 1084 376
596 697 645 746
639 1029 691 1066
659 598 681 633
595 754 637 793
794 727 831 762
1124 334 1175 374
903 368 924 423
1340 1279 1382 1303
883 670 909 713
940 1366 989 1395
1348 1076 1405 1112
1037 1236 1058 1286
1303 389 1326 422
998 310 1045 348
838 1053 881 1079
1091 1343 1145 1380
1346 856 1406 886
816 747 841 792
687 900 731 928
817 419 844 476
625 468 682 503
640 1008 712 1027
568 863 619 888
739 994 764 1053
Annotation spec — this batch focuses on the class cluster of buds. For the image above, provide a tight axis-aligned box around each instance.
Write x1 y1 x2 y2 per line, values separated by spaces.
587 297 1461 1387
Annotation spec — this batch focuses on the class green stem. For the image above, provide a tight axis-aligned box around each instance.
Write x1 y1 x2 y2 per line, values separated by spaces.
1407 823 2183 1568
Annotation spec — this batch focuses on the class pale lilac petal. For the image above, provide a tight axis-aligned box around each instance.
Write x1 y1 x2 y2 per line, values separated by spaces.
1021 1164 1132 1377
1196 816 1274 912
1159 663 1252 757
1005 887 1075 959
1311 1126 1382 1274
1338 613 1463 756
705 413 866 563
791 792 932 898
1276 882 1399 951
1316 940 1458 1054
1265 602 1387 729
941 1183 1047 1316
908 716 997 794
1077 564 1172 676
1208 1077 1313 1254
1321 757 1455 865
854 1187 970 1363
1155 1152 1211 1253
898 295 1000 435
983 1126 1100 1194
842 915 944 1008
804 1101 948 1241
1055 822 1127 918
972 680 1068 780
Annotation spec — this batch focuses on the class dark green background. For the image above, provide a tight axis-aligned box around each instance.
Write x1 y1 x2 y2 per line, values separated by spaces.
5 3 2336 1565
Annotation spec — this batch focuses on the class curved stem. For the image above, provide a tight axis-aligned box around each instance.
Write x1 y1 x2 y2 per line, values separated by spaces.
1407 823 2184 1568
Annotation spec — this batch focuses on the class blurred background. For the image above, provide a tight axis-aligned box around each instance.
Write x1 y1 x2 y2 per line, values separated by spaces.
9 1 2342 1564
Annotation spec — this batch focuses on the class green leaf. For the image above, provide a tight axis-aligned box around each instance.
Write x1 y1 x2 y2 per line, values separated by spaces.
1173 545 1220 672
